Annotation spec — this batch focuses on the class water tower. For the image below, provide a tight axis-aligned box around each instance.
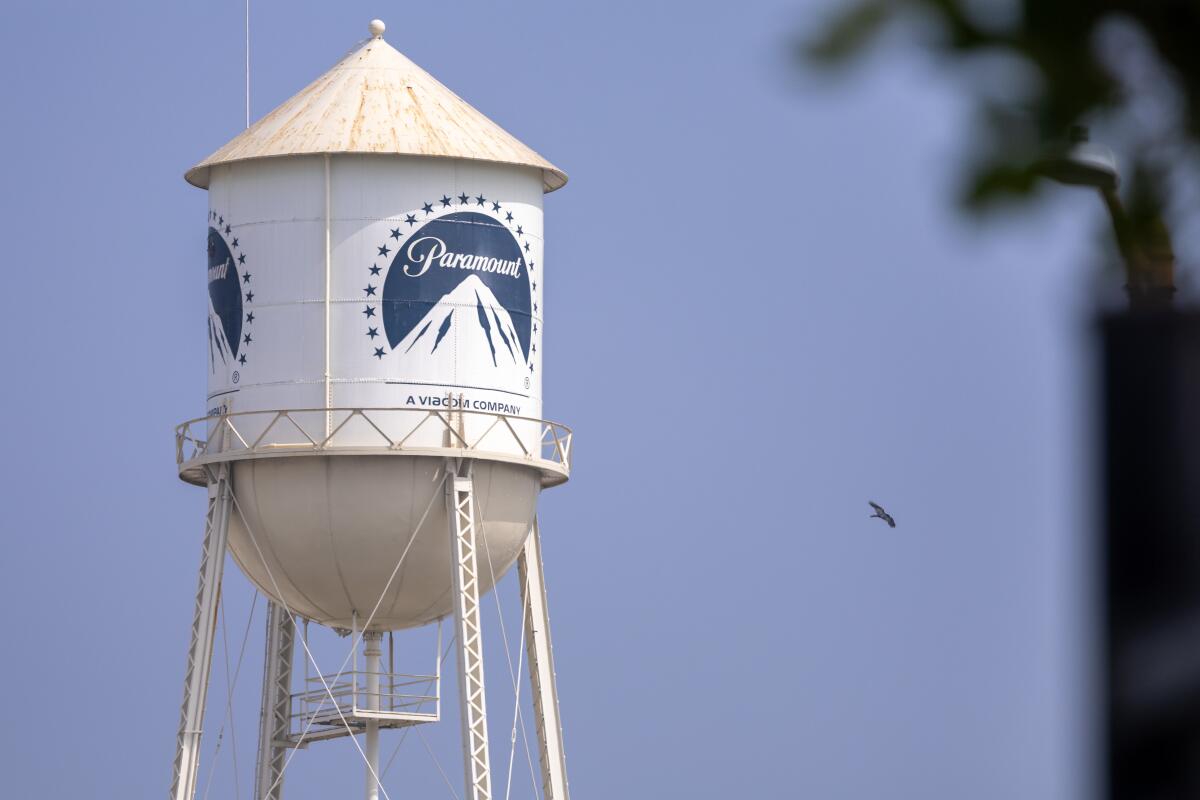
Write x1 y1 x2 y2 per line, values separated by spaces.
170 20 573 800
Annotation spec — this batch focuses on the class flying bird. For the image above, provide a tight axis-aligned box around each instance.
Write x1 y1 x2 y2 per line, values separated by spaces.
868 501 896 528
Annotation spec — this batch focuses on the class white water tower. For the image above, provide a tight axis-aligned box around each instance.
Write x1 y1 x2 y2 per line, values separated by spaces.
170 20 573 800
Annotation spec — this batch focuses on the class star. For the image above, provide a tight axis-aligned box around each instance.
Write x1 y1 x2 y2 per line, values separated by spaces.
458 192 470 204
243 333 252 345
529 362 535 372
440 196 452 207
210 211 216 219
364 284 377 296
422 202 434 214
369 264 381 275
246 312 255 323
363 305 376 318
224 224 231 235
390 228 401 240
532 282 536 291
374 347 385 359
218 215 224 225
475 194 486 206
532 343 537 353
528 260 535 270
245 290 254 302
516 225 524 236
524 242 530 252
378 244 390 257
239 354 247 365
366 327 379 339
238 254 246 265
505 211 513 222
533 302 538 312
231 238 239 248
534 323 538 333
492 201 501 212
405 214 417 226
242 272 252 283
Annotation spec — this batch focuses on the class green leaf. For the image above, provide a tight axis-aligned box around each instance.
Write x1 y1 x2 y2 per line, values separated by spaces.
803 0 896 64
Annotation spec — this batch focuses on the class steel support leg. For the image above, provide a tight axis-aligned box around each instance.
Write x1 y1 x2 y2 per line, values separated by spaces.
170 463 234 800
519 518 571 800
254 601 295 800
447 462 493 800
364 632 384 800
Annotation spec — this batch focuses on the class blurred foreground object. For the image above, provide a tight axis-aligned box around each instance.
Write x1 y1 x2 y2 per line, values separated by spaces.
1037 127 1175 308
1104 311 1200 798
802 0 1199 295
803 4 1200 795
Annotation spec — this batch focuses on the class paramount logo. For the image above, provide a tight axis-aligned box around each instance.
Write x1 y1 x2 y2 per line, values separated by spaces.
402 235 523 279
373 206 532 374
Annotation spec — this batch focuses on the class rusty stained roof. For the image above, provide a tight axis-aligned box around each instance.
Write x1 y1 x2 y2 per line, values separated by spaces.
186 26 566 192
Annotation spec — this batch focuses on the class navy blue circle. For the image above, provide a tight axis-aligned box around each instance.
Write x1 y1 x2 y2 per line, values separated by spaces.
382 212 530 357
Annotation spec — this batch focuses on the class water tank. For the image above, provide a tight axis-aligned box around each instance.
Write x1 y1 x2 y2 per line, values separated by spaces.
180 22 568 631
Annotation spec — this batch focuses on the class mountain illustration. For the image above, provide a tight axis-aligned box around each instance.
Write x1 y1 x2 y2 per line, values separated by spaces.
392 274 528 390
208 294 235 373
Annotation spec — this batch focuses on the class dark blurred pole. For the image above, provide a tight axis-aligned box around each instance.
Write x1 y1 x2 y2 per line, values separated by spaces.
1098 188 1176 311
1104 310 1200 798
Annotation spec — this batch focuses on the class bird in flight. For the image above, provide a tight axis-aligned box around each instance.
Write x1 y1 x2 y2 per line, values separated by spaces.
868 501 896 528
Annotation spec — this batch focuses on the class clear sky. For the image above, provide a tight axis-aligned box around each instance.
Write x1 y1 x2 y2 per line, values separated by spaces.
0 1 1102 797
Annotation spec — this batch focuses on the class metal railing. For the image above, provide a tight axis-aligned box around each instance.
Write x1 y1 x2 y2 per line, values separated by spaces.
289 670 440 742
175 406 572 487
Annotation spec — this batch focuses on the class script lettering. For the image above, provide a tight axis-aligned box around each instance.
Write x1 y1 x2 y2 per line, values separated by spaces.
403 235 522 279
405 236 445 277
207 257 230 283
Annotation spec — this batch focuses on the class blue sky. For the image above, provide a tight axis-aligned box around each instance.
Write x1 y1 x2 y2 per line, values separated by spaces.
0 2 1103 797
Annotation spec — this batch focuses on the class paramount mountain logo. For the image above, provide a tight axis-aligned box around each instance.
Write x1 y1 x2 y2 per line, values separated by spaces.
207 211 253 374
363 195 539 384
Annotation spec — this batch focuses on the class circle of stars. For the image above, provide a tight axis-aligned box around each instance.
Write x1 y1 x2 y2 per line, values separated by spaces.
365 191 539 373
210 209 253 367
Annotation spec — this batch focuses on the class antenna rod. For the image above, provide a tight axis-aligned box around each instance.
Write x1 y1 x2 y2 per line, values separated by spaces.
245 0 250 128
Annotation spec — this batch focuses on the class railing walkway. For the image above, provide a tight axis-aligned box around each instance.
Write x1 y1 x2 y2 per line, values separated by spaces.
175 406 572 487
288 670 441 744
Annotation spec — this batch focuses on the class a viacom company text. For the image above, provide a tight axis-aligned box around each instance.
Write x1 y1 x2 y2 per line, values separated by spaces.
405 394 522 416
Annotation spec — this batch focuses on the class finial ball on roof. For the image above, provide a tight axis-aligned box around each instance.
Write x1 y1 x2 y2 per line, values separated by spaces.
368 19 386 38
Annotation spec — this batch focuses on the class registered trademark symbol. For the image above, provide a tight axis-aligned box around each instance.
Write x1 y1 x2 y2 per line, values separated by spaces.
232 371 240 384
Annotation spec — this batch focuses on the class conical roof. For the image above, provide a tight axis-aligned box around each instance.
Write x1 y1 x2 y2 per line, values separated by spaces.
186 21 566 192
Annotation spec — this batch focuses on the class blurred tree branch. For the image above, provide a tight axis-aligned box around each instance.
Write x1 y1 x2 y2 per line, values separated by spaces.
800 0 1200 293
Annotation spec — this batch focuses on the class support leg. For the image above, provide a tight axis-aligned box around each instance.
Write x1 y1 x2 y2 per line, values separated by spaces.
519 518 571 800
364 632 383 800
170 463 234 800
254 601 294 800
447 462 493 800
